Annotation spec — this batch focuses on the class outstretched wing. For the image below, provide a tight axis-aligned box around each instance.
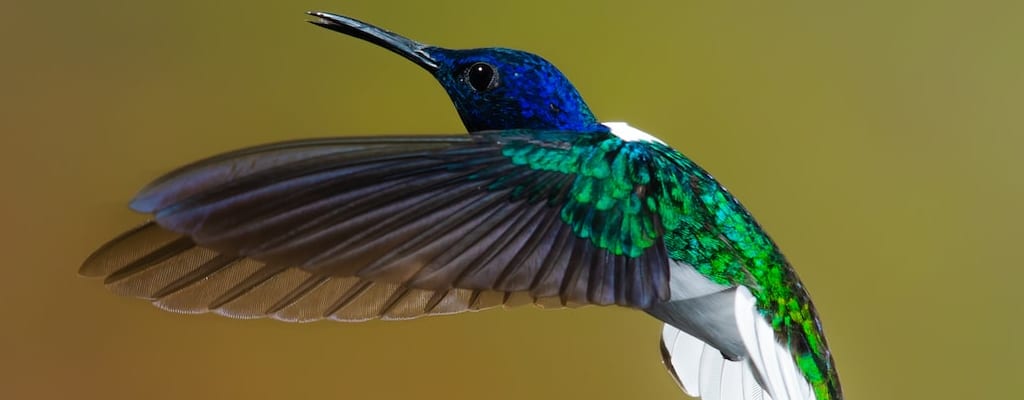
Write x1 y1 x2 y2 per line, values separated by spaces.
81 130 696 320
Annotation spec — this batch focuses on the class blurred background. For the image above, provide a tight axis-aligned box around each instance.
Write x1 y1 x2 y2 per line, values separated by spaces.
2 1 1021 399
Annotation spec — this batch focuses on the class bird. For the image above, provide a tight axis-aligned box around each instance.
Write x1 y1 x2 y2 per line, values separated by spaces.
80 11 842 400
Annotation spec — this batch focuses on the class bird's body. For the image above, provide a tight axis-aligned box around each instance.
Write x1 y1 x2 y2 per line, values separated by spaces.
81 11 841 400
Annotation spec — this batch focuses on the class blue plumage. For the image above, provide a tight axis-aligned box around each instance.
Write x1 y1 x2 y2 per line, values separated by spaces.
309 13 602 133
428 48 604 132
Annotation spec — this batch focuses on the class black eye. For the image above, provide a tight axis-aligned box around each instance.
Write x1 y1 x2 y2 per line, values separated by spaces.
464 62 499 91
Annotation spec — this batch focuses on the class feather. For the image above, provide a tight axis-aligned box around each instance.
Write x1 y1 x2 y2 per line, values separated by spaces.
735 287 815 400
80 128 839 396
661 323 703 396
85 133 680 310
660 322 771 400
657 286 816 400
84 223 546 321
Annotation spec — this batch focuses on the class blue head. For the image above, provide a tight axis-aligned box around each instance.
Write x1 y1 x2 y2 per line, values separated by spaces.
309 12 604 133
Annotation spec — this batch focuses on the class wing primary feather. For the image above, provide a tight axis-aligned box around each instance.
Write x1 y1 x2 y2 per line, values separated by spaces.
359 190 509 282
422 289 451 314
559 229 591 305
586 249 608 304
304 180 486 269
180 151 505 259
80 222 176 278
265 274 330 314
208 263 291 309
150 253 241 299
377 286 411 317
467 290 483 309
268 182 478 271
547 173 576 206
428 198 532 288
322 279 373 317
590 251 620 305
450 202 552 290
526 221 571 301
245 173 459 255
195 164 439 247
475 201 548 289
651 237 671 301
509 206 564 295
472 201 550 289
532 173 574 205
102 237 196 284
484 167 545 197
470 290 505 310
132 137 473 213
155 149 494 224
617 256 630 306
623 255 643 307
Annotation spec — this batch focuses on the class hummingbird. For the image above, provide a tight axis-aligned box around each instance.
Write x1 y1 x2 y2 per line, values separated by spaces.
81 11 842 400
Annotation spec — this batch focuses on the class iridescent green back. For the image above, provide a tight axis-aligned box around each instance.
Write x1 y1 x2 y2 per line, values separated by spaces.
662 156 840 400
500 130 840 400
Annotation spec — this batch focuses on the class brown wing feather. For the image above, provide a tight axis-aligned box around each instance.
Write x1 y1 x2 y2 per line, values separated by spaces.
82 222 576 322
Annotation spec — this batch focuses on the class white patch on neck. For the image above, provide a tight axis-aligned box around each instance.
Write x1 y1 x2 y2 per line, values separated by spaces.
602 122 666 144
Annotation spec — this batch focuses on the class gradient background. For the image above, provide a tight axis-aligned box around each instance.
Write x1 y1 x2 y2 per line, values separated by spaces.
3 1 1020 399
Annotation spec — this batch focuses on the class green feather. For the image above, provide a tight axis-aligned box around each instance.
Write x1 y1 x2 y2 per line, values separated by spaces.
495 130 839 400
500 132 686 258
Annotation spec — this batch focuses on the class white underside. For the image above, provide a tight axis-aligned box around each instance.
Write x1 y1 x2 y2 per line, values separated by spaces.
661 285 815 400
602 122 666 144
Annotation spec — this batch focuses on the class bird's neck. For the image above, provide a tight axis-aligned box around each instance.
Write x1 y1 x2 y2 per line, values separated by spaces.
461 111 607 133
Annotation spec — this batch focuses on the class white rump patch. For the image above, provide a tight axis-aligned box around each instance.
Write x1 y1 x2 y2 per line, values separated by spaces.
602 122 666 144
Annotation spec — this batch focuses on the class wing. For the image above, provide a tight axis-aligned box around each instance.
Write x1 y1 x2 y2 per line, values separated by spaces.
81 130 695 320
80 221 540 321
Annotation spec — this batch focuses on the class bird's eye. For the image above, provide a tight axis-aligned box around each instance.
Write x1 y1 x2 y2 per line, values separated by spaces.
464 62 499 91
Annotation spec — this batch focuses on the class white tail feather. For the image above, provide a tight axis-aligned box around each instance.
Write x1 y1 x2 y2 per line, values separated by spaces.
660 286 815 400
734 287 815 400
663 324 705 396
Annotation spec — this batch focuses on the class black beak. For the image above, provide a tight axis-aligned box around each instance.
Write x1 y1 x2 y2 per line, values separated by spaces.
307 11 439 72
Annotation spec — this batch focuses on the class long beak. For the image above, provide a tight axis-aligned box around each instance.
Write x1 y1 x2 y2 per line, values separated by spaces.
307 11 439 72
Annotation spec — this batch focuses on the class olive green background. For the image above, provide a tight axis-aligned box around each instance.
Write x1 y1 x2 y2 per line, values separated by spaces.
2 1 1020 399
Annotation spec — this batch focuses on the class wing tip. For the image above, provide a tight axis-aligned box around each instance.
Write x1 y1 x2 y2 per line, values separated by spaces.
128 196 155 214
78 221 162 278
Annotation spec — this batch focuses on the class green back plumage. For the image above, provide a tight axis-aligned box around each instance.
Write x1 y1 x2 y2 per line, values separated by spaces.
663 164 840 400
498 130 839 400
